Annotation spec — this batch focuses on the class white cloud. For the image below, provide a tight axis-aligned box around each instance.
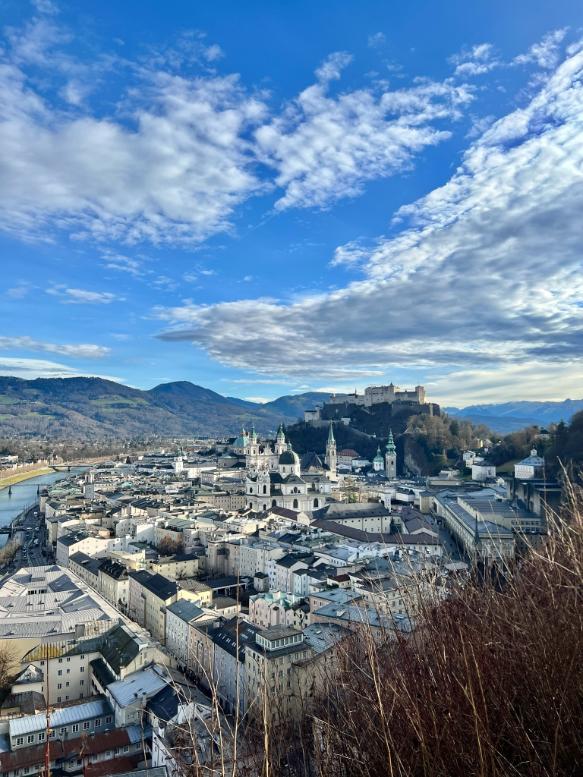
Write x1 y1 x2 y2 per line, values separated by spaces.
157 44 583 400
204 43 224 63
514 29 568 70
0 336 110 358
32 0 59 15
0 18 267 245
5 285 32 299
433 362 583 406
101 251 142 276
450 42 500 76
0 357 120 381
256 59 473 210
315 52 353 82
47 286 122 304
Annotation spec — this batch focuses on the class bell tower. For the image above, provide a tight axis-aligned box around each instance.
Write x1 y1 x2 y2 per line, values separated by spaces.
275 424 287 455
385 428 397 479
325 422 337 478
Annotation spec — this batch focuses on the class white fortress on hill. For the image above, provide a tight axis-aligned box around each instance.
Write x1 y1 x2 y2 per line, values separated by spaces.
326 383 426 407
304 383 427 422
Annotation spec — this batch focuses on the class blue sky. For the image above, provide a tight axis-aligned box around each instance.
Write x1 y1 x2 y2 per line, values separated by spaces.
1 0 582 406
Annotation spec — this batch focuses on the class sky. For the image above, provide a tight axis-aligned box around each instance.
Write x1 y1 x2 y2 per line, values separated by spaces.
1 0 582 407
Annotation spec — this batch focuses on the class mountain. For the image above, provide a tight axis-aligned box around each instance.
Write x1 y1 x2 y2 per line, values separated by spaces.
262 392 331 418
445 399 583 434
0 376 330 439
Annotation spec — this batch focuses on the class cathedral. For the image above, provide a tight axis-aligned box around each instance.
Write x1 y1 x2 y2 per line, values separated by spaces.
235 425 333 513
232 424 288 470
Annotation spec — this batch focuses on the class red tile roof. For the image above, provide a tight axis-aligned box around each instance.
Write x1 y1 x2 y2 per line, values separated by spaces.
85 754 141 777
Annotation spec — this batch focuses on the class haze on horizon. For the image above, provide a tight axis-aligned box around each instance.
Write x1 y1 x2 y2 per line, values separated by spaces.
1 0 582 408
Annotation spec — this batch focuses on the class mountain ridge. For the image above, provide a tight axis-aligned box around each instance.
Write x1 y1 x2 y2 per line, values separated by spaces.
445 398 583 434
0 375 330 439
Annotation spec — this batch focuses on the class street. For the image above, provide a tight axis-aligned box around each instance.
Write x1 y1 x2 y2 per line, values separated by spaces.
8 505 51 570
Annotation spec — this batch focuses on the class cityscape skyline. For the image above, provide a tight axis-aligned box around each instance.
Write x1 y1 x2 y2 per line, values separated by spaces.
1 0 582 406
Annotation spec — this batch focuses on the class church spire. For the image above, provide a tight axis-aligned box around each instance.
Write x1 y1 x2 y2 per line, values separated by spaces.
386 428 396 453
325 422 337 478
327 421 335 444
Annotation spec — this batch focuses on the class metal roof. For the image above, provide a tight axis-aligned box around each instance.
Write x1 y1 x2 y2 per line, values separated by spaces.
9 698 111 737
106 667 168 708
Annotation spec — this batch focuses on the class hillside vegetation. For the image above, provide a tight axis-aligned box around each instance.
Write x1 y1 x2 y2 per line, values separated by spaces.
0 376 329 439
446 398 583 433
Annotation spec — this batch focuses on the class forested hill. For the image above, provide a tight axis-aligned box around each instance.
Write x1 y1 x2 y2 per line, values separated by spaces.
0 376 329 439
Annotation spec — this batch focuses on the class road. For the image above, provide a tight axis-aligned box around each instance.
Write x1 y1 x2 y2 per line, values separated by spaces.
6 505 52 572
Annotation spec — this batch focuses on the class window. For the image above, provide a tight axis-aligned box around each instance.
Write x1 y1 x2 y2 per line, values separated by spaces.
105 716 112 724
80 679 84 686
27 735 34 744
60 728 66 736
80 654 85 659
123 745 129 753
57 696 61 703
38 733 45 742
95 718 101 727
80 666 84 673
66 669 70 674
58 670 62 676
58 658 62 664
57 683 62 690
66 657 70 662
83 721 90 730
16 737 23 746
65 681 70 687
72 724 79 733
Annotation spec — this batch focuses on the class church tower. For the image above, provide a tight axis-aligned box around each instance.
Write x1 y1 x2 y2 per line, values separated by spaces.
373 445 384 472
325 422 337 477
385 428 397 479
275 424 287 455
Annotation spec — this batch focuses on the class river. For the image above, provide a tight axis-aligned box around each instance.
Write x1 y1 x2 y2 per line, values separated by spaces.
0 469 86 546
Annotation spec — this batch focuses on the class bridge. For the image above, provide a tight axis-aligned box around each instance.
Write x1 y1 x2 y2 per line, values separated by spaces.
51 462 96 471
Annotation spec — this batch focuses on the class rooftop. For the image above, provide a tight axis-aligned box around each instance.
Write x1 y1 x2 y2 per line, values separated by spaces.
106 667 168 708
9 698 112 737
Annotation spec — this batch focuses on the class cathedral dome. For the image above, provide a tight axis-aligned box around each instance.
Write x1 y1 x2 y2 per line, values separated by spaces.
279 450 299 465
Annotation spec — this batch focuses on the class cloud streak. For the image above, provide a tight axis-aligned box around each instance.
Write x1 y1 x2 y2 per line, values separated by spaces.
0 17 267 245
0 357 121 381
47 286 123 304
0 336 110 359
157 44 583 398
255 57 473 210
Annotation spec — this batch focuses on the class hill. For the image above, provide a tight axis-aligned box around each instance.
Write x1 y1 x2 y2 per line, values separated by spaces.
0 376 329 439
446 399 583 434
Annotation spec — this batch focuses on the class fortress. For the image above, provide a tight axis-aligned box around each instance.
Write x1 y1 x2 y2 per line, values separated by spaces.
305 383 426 421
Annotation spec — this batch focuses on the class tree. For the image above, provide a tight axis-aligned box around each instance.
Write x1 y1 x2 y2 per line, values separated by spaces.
158 536 184 556
0 644 18 690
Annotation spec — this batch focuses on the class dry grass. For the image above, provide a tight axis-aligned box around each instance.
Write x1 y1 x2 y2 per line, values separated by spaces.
171 484 583 777
308 485 583 777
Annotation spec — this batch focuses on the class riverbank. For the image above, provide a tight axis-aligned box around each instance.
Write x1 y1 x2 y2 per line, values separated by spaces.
0 467 53 490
